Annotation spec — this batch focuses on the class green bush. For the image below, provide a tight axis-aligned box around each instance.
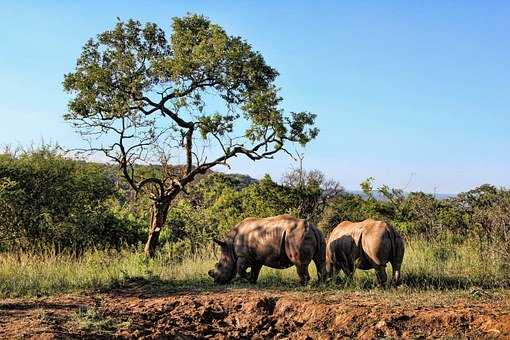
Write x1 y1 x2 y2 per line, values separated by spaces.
0 148 144 251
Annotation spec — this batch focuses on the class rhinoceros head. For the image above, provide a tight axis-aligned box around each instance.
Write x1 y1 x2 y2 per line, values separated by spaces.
208 239 236 284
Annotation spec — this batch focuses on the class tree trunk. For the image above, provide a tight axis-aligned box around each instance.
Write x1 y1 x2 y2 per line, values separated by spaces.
144 201 170 258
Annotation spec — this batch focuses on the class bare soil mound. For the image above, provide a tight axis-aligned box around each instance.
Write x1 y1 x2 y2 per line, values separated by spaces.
1 284 509 339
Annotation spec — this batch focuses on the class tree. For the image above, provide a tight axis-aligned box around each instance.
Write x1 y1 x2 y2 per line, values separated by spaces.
63 14 318 257
282 168 344 225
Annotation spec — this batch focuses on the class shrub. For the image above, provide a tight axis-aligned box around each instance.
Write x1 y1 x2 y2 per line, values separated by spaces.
0 148 144 251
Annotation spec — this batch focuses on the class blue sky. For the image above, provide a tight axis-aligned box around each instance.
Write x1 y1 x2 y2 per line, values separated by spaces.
1 1 509 193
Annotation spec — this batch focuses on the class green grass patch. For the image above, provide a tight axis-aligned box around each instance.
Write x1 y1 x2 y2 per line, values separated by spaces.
0 237 508 298
72 307 123 336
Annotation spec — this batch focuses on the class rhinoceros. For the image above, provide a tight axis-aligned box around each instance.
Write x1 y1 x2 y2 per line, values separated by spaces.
326 219 404 286
208 215 326 285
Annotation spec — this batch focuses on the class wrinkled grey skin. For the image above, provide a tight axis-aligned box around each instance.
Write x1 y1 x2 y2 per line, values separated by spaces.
326 219 405 286
208 215 326 285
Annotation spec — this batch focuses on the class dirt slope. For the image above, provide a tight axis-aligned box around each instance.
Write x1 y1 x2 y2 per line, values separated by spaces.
1 285 509 339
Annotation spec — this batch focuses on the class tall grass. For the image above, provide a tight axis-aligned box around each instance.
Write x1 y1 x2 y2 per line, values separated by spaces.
0 247 148 296
0 237 508 297
403 237 509 289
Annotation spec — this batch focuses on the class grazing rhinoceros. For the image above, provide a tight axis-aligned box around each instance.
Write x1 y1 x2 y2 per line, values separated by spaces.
326 219 404 286
208 215 326 285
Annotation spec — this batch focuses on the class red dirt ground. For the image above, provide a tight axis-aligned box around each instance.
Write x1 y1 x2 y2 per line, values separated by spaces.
1 283 509 339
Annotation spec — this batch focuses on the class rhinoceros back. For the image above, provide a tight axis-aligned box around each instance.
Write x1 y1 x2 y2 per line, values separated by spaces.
232 215 314 269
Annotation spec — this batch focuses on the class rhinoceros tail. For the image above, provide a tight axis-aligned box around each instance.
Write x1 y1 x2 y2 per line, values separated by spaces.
387 225 398 263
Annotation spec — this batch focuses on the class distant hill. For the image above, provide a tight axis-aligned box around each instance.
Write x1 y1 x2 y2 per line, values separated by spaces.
225 173 258 188
348 190 455 201
222 172 456 200
66 158 456 199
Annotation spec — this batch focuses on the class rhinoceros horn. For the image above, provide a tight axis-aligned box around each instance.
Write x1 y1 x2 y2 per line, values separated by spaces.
213 239 227 248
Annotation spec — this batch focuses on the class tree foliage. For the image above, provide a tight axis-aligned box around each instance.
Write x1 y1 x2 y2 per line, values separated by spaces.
63 14 318 199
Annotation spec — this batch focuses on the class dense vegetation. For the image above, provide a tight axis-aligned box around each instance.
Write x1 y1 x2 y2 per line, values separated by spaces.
2 149 509 251
0 148 509 295
0 148 144 251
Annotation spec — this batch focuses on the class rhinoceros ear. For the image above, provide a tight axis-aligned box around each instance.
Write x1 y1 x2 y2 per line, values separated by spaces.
213 238 227 248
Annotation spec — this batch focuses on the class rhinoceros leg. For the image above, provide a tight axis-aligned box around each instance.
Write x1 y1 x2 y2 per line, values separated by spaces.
296 264 311 286
236 257 250 280
328 262 345 284
313 258 326 283
338 252 355 280
391 262 402 286
249 263 262 284
391 236 404 286
326 261 338 281
374 265 387 286
326 248 348 283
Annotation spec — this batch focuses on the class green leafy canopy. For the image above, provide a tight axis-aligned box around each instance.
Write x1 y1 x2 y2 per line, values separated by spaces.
63 14 318 155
